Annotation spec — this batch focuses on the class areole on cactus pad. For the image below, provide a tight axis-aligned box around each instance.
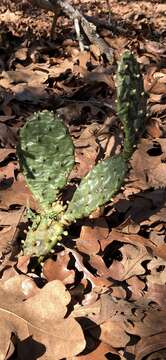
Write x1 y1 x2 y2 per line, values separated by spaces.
17 51 147 257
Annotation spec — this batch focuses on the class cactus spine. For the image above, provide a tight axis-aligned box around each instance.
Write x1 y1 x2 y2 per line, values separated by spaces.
18 51 147 257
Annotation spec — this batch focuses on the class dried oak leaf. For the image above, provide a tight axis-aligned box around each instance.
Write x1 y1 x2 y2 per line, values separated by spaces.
1 274 39 300
147 258 166 285
107 243 152 281
76 341 118 360
75 287 166 355
89 242 151 282
145 283 166 307
0 208 25 272
0 175 37 210
146 119 161 138
0 123 17 147
0 279 85 360
129 139 166 190
129 310 166 360
0 148 16 163
66 247 110 292
14 84 48 104
144 40 166 56
15 47 28 61
1 68 48 87
43 253 75 284
0 162 16 184
127 276 145 300
104 229 166 261
77 218 109 256
100 319 130 348
144 349 166 360
70 124 99 179
73 294 145 349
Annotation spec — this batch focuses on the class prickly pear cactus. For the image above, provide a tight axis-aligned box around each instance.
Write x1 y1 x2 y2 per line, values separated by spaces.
116 51 147 159
65 154 127 222
18 110 74 208
18 51 147 258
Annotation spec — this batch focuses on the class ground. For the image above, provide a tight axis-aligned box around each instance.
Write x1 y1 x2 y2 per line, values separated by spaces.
0 1 166 359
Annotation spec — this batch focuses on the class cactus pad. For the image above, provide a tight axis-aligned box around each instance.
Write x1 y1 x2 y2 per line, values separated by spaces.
116 51 147 159
18 111 74 207
65 154 127 222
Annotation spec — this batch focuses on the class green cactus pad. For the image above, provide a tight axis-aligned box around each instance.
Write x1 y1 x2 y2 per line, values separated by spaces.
116 51 147 159
18 111 74 207
65 154 127 222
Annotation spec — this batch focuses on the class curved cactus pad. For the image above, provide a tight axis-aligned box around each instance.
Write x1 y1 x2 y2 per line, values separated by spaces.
65 154 127 222
18 111 74 206
116 51 147 159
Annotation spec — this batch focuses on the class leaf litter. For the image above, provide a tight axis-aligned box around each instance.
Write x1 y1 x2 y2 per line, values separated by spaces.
0 0 166 359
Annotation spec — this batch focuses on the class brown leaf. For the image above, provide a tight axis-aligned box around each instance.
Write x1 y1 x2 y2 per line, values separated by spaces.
147 258 166 285
0 148 16 162
71 124 99 178
16 255 31 274
77 51 91 71
127 276 145 300
130 139 166 189
2 68 48 86
15 47 28 61
136 347 166 360
83 68 114 88
49 59 74 77
105 243 151 281
0 123 17 147
149 82 166 96
103 230 166 261
146 119 161 138
76 341 117 360
0 279 85 359
0 208 24 268
144 40 165 56
150 103 166 114
0 176 37 210
43 253 75 284
0 9 21 23
0 162 17 190
89 254 111 278
130 311 166 360
100 320 130 347
77 218 109 255
14 84 48 104
67 247 110 292
145 283 166 307
73 293 120 325
2 274 39 300
128 309 166 338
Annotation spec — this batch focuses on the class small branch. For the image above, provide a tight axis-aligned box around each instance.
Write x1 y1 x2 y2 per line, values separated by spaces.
30 0 114 63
